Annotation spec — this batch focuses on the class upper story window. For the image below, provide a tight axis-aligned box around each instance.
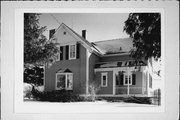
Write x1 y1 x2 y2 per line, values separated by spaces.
101 73 108 87
56 53 60 61
69 44 76 60
56 43 79 61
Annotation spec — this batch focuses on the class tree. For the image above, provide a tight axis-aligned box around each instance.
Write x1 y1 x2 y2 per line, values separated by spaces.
24 13 58 86
24 13 58 67
24 66 44 86
124 13 161 60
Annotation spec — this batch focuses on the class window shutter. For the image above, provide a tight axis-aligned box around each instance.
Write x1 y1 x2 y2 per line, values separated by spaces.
76 43 80 59
66 45 69 60
132 74 136 85
60 46 63 60
120 73 124 85
115 74 119 86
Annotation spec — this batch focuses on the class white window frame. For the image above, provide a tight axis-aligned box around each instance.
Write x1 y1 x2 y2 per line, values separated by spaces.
55 73 73 90
69 44 76 60
101 73 108 87
56 53 60 61
123 73 132 85
55 45 60 61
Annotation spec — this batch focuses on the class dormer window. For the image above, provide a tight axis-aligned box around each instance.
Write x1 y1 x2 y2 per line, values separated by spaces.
69 44 76 60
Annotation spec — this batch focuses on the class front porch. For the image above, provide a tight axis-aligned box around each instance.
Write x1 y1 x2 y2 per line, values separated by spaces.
115 86 144 95
94 60 149 97
96 86 147 97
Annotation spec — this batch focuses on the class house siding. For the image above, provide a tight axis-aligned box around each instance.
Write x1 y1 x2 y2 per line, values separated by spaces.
53 25 78 44
43 23 151 96
89 53 100 83
95 71 113 94
44 44 87 94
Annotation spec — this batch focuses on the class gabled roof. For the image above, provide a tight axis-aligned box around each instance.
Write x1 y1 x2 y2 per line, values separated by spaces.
51 23 102 56
56 68 72 73
62 23 93 47
92 38 134 55
51 23 134 57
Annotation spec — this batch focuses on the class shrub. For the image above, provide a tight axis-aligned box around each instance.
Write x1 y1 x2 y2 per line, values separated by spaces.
124 96 152 104
24 83 45 100
23 83 33 99
87 81 100 102
31 89 83 102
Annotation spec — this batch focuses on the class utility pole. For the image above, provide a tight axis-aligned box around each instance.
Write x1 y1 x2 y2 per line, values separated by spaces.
71 16 74 29
50 14 61 25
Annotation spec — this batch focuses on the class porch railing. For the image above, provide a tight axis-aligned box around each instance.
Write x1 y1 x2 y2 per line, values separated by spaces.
115 86 143 95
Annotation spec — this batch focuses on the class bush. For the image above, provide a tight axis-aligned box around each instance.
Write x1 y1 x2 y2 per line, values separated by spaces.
24 83 33 99
31 89 83 102
87 81 100 102
124 96 152 104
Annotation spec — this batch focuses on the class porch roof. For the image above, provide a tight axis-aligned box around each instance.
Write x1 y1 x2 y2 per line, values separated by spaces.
95 61 146 69
56 68 72 73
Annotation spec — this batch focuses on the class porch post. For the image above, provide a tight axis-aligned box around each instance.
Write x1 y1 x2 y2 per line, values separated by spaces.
127 67 130 96
113 69 117 95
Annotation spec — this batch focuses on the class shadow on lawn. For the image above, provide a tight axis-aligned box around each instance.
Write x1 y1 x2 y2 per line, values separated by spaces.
97 96 152 105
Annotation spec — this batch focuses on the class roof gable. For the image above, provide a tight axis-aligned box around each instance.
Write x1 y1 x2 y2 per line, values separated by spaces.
50 23 102 56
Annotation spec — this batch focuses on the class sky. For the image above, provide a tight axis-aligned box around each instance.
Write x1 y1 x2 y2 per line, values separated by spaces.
39 13 129 42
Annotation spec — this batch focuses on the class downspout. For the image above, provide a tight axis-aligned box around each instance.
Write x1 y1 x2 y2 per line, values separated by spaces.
86 49 91 95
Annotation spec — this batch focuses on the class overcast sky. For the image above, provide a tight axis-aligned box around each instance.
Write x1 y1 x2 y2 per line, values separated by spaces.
39 13 129 42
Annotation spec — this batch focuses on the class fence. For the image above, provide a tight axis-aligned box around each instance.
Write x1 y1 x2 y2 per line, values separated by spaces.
152 89 161 106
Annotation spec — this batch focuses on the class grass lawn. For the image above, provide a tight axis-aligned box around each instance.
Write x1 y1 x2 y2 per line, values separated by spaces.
24 99 157 108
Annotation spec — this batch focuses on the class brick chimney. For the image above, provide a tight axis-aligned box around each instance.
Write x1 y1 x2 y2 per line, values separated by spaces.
82 30 86 39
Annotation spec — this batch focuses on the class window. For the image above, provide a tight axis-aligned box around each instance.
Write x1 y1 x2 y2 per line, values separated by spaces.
132 74 136 85
69 44 76 59
101 73 108 87
123 73 136 86
56 73 73 90
116 72 136 86
116 72 123 86
60 46 63 60
54 46 60 61
124 74 132 85
55 53 60 61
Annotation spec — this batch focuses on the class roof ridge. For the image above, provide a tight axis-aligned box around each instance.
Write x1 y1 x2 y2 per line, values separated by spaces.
93 37 131 43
